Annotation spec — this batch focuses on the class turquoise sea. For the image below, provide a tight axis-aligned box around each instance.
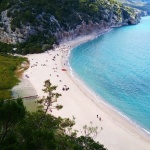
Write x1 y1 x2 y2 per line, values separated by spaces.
69 16 150 134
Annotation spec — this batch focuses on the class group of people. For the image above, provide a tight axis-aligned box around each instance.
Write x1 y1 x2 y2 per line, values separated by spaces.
31 61 38 68
97 115 101 121
62 85 70 91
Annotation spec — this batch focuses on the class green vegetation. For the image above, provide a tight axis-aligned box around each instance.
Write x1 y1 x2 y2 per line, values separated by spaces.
16 34 56 54
0 42 14 54
0 54 27 99
118 0 150 14
8 0 124 29
0 0 137 54
0 0 16 13
0 80 107 150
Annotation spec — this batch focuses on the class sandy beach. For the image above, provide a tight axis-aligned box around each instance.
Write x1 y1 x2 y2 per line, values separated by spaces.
24 30 150 150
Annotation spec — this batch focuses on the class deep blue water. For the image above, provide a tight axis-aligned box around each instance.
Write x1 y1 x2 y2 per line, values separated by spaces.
69 16 150 133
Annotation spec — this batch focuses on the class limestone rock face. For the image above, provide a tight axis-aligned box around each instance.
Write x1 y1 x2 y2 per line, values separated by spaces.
128 17 140 25
0 10 34 44
54 20 112 42
0 1 141 45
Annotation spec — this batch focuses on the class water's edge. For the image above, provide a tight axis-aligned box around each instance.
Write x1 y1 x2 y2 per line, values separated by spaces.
12 76 38 112
67 51 150 137
66 19 150 137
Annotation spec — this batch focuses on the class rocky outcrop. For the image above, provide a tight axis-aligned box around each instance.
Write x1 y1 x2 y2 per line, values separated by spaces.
54 13 140 42
0 9 38 44
0 1 141 45
118 0 150 16
54 20 110 42
127 17 140 25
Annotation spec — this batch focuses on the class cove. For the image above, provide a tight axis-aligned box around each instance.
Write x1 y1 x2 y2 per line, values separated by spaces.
69 16 150 134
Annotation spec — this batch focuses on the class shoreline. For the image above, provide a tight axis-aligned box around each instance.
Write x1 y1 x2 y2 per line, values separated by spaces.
62 30 150 136
67 60 150 137
23 29 150 150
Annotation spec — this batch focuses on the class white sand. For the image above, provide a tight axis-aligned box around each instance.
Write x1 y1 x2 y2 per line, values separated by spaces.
24 30 150 150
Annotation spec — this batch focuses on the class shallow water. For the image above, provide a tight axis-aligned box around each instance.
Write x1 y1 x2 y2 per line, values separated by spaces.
12 77 38 112
69 16 150 134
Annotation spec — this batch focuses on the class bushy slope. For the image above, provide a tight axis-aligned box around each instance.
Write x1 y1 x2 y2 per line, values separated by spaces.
0 0 135 30
0 0 140 54
0 54 26 99
118 0 150 15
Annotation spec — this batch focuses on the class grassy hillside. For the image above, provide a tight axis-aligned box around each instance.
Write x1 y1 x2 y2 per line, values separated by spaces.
0 54 26 99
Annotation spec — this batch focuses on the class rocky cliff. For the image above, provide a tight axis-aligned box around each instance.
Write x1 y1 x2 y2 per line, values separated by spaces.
0 0 141 54
118 0 150 15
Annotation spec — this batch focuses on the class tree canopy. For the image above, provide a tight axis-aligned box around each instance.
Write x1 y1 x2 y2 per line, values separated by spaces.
0 80 107 150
